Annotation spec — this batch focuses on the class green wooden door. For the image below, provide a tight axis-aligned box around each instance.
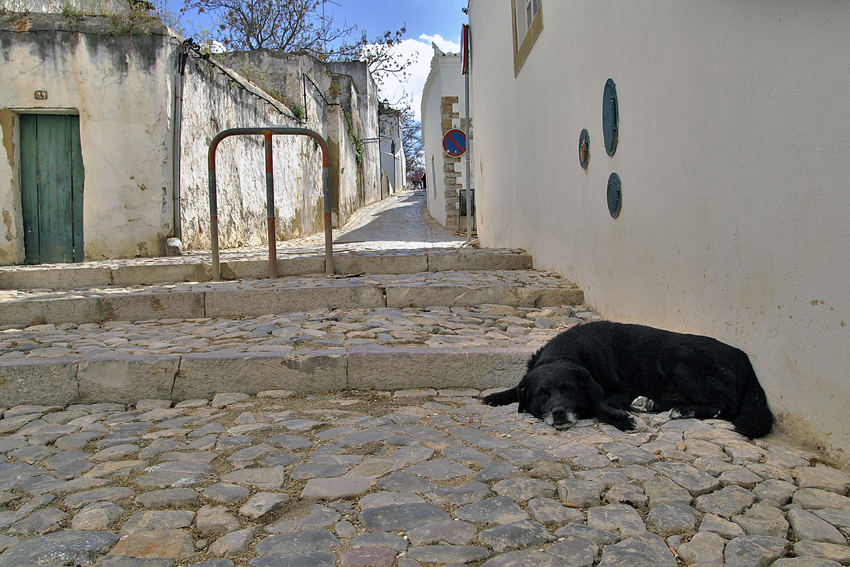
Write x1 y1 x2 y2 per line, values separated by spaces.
20 114 84 264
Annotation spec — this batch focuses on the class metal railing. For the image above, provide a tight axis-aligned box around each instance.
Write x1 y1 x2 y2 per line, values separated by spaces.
207 127 334 280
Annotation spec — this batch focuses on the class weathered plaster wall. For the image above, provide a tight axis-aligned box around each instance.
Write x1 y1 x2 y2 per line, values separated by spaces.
421 47 465 229
221 51 380 228
469 1 850 462
178 54 324 250
378 110 405 195
0 15 175 262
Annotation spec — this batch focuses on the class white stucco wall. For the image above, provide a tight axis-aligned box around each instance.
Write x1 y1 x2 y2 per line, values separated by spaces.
379 111 404 195
469 1 850 462
421 47 465 228
0 16 175 262
178 54 325 250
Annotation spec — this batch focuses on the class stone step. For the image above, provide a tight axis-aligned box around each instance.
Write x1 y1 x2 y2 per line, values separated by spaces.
0 248 532 291
0 304 598 405
0 270 583 328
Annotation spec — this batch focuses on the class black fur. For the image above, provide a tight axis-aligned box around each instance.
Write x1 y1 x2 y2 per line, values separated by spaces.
481 321 773 438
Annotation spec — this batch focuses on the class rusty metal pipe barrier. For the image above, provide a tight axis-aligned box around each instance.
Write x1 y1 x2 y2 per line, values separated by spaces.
208 127 334 280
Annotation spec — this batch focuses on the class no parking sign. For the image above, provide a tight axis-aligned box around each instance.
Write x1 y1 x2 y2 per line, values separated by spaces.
442 129 467 158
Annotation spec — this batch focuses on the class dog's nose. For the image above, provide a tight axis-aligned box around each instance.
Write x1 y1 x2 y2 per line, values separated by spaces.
551 407 572 425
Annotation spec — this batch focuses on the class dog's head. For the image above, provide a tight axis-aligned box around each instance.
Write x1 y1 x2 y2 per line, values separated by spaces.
516 361 603 430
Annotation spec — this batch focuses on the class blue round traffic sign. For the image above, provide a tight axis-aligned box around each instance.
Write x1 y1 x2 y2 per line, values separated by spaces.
442 128 467 157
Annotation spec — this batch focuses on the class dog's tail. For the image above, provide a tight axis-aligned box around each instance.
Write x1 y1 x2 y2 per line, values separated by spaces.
732 361 774 438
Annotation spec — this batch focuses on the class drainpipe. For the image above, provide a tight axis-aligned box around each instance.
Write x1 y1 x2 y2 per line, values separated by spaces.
463 25 474 241
171 39 191 243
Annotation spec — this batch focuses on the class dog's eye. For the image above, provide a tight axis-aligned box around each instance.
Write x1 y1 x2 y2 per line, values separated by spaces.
539 389 550 401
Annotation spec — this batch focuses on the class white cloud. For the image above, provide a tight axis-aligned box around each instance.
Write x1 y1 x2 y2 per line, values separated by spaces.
374 33 460 122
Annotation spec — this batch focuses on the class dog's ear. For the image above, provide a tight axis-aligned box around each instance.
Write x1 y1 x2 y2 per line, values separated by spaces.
516 380 530 414
577 368 604 403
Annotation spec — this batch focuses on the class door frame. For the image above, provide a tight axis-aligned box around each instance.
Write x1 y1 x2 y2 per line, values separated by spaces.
18 110 84 264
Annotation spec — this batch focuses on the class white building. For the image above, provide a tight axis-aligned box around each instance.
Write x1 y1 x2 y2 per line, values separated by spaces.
421 43 471 232
378 104 406 197
468 1 850 463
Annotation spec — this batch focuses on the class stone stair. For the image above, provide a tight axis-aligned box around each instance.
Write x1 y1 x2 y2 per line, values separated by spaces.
0 217 590 407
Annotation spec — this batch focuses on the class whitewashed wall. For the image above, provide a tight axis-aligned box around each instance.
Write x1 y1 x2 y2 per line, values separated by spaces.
1 15 381 263
0 16 175 262
421 47 464 228
468 1 850 462
178 55 324 250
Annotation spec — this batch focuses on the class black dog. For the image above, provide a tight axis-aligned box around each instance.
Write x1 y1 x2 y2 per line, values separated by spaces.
481 321 773 438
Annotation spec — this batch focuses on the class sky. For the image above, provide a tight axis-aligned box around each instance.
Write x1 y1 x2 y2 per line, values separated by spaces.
169 0 468 121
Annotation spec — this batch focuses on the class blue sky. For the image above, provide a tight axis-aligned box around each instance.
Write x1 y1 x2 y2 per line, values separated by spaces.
169 0 468 119
324 0 467 45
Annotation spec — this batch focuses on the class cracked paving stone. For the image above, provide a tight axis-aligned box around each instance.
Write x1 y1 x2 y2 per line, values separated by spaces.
406 544 489 564
196 505 240 536
478 519 553 552
238 492 289 519
208 526 261 557
408 519 477 546
676 531 726 565
109 529 195 560
793 466 850 494
557 479 604 507
72 501 126 530
788 508 847 544
120 510 195 534
454 496 529 525
723 535 789 567
426 480 490 505
377 472 435 492
338 546 397 567
301 476 373 499
135 488 198 508
481 549 562 567
646 501 699 534
652 461 721 496
694 484 756 518
253 529 339 556
733 501 789 537
587 503 647 538
597 532 677 567
545 537 598 567
349 532 407 552
360 503 449 532
753 479 797 505
527 497 585 525
219 466 285 490
793 541 850 565
0 529 119 567
492 477 556 502
358 492 426 510
266 505 340 534
203 483 250 504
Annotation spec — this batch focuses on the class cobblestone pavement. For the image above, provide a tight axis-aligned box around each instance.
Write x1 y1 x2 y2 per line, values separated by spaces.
0 389 849 567
0 190 466 279
0 305 593 362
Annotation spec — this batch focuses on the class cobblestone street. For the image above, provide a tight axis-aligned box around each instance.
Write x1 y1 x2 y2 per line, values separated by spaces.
1 388 849 567
0 191 848 565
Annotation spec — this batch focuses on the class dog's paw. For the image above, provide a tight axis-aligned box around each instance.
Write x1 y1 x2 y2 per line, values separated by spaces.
670 408 695 420
611 414 637 431
629 396 656 412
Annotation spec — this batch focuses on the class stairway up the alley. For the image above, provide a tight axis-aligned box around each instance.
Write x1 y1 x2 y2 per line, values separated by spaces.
0 190 848 567
0 189 589 405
